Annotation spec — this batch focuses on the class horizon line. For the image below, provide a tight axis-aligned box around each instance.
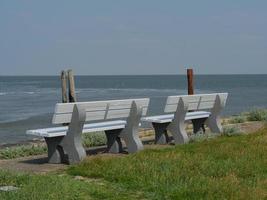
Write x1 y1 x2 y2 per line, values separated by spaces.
1 73 267 76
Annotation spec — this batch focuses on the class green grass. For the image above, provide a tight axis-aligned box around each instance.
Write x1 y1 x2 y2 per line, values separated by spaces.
0 145 47 160
82 132 106 148
229 109 267 124
0 128 267 199
229 115 247 124
0 170 143 200
0 132 106 160
2 108 266 160
222 126 243 136
247 109 267 121
68 128 267 199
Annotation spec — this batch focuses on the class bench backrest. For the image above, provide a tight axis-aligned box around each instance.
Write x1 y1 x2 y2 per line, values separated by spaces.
164 93 228 113
52 98 150 124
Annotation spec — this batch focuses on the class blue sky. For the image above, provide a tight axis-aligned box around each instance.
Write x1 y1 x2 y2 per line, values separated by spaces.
0 0 266 75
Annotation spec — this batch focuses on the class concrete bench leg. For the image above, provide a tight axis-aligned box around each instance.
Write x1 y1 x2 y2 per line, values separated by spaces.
44 136 64 164
167 98 189 144
152 122 170 144
206 94 224 133
168 120 189 144
192 118 208 133
120 101 144 153
105 129 123 153
207 116 222 133
60 104 87 164
121 127 143 153
60 139 86 164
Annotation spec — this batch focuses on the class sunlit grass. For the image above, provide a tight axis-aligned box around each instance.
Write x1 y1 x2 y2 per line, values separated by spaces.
0 127 267 199
229 108 267 124
0 145 47 160
68 127 267 199
0 170 143 200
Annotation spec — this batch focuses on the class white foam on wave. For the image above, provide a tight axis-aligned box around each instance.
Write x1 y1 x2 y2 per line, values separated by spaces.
24 92 35 94
0 92 7 96
76 88 185 93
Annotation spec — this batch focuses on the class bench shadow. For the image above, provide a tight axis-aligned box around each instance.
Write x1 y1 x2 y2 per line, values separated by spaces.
19 156 49 165
18 145 127 165
18 138 173 165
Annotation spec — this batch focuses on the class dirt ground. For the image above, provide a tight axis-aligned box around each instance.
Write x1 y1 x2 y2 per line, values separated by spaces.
0 121 265 174
0 155 66 174
0 145 108 174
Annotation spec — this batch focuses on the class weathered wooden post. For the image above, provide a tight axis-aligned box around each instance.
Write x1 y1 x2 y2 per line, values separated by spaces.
187 68 194 95
67 69 77 102
61 70 68 103
187 68 205 132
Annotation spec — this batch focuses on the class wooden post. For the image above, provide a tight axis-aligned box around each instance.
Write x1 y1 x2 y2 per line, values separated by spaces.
61 70 68 103
187 68 205 132
67 69 77 102
187 68 194 95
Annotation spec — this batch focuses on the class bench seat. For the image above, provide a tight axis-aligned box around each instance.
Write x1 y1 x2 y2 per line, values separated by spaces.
141 93 228 145
142 111 211 124
27 120 127 138
26 98 150 164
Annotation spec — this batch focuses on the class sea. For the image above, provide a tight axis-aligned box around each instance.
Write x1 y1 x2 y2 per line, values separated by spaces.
0 75 266 144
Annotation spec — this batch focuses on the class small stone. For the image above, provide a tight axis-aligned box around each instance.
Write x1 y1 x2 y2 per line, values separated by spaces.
74 176 86 181
0 186 19 192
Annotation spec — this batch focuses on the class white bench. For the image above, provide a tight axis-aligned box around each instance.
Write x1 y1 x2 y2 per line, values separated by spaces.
142 93 228 144
27 98 149 164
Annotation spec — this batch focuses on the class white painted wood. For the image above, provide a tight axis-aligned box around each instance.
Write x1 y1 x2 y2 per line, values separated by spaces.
55 99 148 113
52 98 149 124
141 111 211 123
27 120 127 137
53 112 106 124
166 94 217 104
164 93 228 113
165 102 214 113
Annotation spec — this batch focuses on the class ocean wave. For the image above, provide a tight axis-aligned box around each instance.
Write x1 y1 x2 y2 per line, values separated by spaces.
0 88 209 96
76 88 186 93
24 92 35 94
0 90 58 96
0 113 52 126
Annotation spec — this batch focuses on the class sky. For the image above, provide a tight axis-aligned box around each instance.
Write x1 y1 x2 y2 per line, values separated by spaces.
0 0 266 75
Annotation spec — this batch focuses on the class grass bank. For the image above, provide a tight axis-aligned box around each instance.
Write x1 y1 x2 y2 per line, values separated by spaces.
1 127 266 199
1 109 266 160
68 127 267 199
228 108 267 124
0 170 140 200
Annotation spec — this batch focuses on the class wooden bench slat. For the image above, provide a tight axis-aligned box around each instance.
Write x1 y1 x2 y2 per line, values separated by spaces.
53 112 106 124
53 98 149 124
54 99 149 114
142 111 211 123
165 102 215 113
53 106 149 124
106 107 148 119
27 120 127 137
166 94 217 104
164 93 228 113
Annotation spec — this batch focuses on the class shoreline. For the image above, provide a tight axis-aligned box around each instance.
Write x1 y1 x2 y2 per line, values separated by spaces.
0 120 265 150
1 108 266 152
0 120 265 175
0 138 45 149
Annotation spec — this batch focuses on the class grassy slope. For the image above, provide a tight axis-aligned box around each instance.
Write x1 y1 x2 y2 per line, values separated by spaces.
68 128 267 199
0 128 266 199
1 108 266 160
0 171 142 200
